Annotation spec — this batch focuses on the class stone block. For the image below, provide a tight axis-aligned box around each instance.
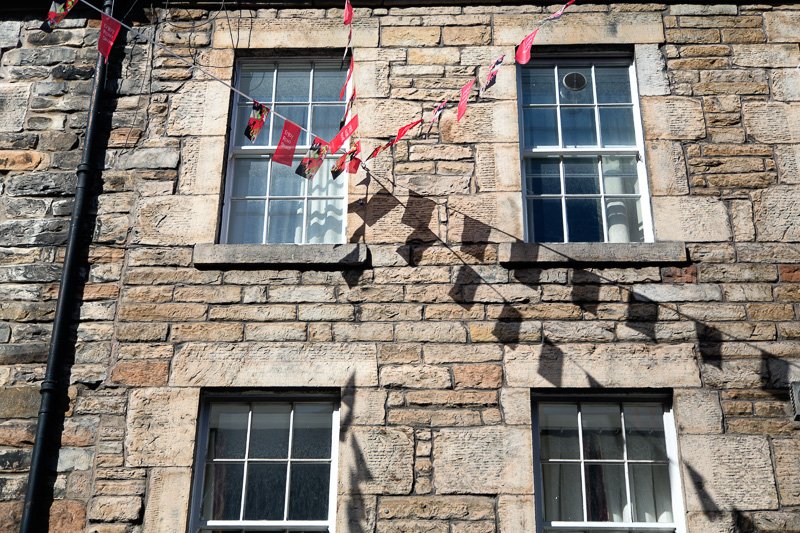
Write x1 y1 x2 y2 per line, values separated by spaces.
48 500 85 533
111 360 169 386
358 98 422 139
447 192 523 242
142 468 191 533
765 12 800 42
338 426 413 494
341 388 386 426
179 136 225 195
382 26 440 46
475 143 522 193
0 21 21 48
743 101 800 143
652 196 731 242
0 150 45 171
125 387 199 467
635 43 670 96
336 495 377 533
381 365 451 389
166 82 231 136
378 495 494 520
453 364 502 389
0 386 40 418
674 389 723 434
132 195 218 245
646 141 689 195
772 68 800 102
754 187 800 242
506 343 700 388
118 148 179 170
681 435 778 511
433 427 533 494
424 344 502 364
440 101 518 143
88 496 142 522
497 495 535 533
494 12 664 45
354 60 390 98
171 342 378 387
0 84 31 133
640 97 705 140
214 16 379 49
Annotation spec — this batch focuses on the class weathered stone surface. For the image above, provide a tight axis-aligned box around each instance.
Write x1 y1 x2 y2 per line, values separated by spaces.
641 97 705 140
440 102 518 143
381 365 451 389
338 426 413 494
0 84 31 133
171 342 378 386
214 16 378 48
506 343 700 387
635 43 670 96
125 388 199 467
681 435 778 511
765 12 800 42
194 243 367 266
56 448 94 471
358 98 422 139
336 495 377 533
179 136 225 195
743 102 800 144
0 386 40 418
142 468 191 533
652 196 731 242
495 12 664 45
497 495 535 533
0 21 21 48
674 389 723 434
378 495 494 520
753 188 800 242
434 427 532 494
88 496 142 522
774 439 800 506
132 195 218 245
118 148 179 170
646 141 689 195
499 242 687 263
775 145 800 185
166 82 231 136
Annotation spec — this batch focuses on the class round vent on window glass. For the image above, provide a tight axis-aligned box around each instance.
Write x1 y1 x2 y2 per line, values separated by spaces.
563 71 587 92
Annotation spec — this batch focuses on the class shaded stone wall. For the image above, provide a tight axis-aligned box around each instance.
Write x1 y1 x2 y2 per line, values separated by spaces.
0 3 800 532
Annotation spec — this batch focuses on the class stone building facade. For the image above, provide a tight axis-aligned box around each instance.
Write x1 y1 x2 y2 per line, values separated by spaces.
1 1 800 532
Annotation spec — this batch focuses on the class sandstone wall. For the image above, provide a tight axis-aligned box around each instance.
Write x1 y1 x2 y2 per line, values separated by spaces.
0 3 799 532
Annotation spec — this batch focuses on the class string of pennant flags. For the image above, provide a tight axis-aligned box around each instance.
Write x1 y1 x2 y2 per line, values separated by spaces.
42 0 576 182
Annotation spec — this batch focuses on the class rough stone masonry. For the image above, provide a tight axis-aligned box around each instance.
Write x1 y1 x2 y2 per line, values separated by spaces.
1 2 800 532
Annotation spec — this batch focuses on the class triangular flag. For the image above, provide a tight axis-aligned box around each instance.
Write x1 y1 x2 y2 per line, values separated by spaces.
479 55 504 97
331 141 360 179
295 137 330 179
515 28 538 65
457 78 476 122
244 102 269 143
392 118 422 145
426 100 448 138
329 115 359 154
344 0 353 25
98 13 121 63
273 120 302 166
340 55 354 101
340 87 356 130
547 0 575 21
41 0 78 33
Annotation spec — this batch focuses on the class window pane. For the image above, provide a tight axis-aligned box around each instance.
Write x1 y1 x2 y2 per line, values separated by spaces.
528 198 563 243
312 105 346 145
270 159 305 197
566 198 603 243
606 198 644 243
243 463 287 520
624 404 667 460
602 155 639 195
557 66 594 105
201 463 244 521
586 464 628 522
630 464 673 523
250 403 291 459
239 64 275 103
539 404 579 459
310 159 345 197
232 159 269 197
599 107 636 147
208 404 249 459
523 107 558 149
582 404 623 460
595 66 632 104
521 66 556 105
276 63 311 102
228 200 266 244
288 463 331 520
307 199 344 244
561 108 597 148
313 62 347 101
564 157 599 195
291 403 333 459
525 157 561 195
272 105 309 146
234 105 271 147
267 200 303 244
541 463 583 521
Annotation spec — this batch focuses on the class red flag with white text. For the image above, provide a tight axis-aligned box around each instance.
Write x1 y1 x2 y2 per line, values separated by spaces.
98 13 122 63
515 28 538 65
273 120 303 166
457 78 476 122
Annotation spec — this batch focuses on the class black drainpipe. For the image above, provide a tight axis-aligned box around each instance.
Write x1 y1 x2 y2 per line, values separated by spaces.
20 1 114 531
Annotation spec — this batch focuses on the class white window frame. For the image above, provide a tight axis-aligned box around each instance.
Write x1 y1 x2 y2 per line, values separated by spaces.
531 394 686 533
188 394 341 533
221 58 351 245
517 55 655 244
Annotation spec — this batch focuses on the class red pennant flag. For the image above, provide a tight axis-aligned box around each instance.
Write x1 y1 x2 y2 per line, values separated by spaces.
331 141 360 179
515 28 538 65
273 120 303 166
244 102 269 143
41 0 78 33
479 55 505 97
329 115 359 154
98 13 121 63
457 78 476 122
548 0 575 20
392 118 422 144
295 138 330 180
348 156 362 173
344 0 354 25
340 55 354 101
426 100 448 138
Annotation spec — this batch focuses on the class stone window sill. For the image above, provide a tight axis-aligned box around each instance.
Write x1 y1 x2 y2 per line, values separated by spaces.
498 242 687 264
193 243 367 267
